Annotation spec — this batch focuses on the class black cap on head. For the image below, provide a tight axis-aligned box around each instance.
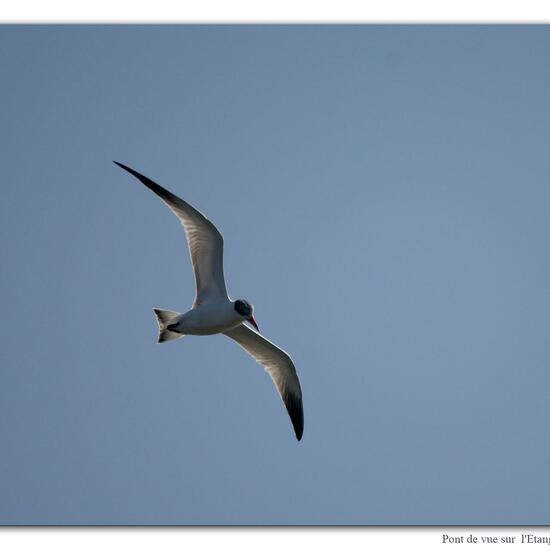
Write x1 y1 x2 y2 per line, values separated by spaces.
234 299 252 317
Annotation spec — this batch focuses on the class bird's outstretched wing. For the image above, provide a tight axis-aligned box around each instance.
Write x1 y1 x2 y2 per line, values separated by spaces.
224 323 304 441
114 162 227 304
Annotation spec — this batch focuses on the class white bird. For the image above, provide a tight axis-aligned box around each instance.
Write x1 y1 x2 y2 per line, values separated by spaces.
115 162 304 441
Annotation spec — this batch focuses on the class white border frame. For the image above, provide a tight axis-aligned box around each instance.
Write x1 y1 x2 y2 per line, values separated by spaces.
1 0 550 23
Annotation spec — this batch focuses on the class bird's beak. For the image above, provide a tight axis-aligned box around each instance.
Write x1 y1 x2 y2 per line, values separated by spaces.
247 315 260 332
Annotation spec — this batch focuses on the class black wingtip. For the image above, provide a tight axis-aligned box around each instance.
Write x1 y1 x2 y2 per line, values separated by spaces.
113 160 133 174
287 397 304 442
113 161 163 191
295 421 304 442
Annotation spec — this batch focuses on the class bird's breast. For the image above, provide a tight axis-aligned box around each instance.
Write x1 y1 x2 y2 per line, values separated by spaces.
179 303 241 335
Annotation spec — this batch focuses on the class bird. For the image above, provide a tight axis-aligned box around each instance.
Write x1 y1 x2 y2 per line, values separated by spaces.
114 161 304 441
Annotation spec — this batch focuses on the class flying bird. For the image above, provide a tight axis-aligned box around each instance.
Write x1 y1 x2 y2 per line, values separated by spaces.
114 162 304 441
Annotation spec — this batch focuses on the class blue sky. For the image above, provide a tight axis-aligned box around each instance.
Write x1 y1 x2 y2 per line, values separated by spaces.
1 25 550 524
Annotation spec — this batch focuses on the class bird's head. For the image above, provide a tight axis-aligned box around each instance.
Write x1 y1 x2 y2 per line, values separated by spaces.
234 299 260 332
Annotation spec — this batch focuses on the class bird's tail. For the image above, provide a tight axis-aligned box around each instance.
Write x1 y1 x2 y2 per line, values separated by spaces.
153 308 185 343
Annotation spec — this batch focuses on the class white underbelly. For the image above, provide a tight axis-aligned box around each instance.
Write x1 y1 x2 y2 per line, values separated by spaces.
179 305 241 335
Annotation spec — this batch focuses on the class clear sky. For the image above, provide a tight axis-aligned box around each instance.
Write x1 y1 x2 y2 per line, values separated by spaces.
1 25 550 525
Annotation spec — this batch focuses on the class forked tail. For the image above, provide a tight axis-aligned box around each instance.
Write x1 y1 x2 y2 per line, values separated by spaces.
153 308 185 343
